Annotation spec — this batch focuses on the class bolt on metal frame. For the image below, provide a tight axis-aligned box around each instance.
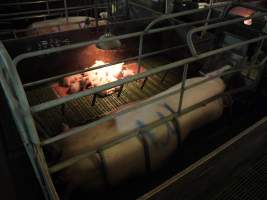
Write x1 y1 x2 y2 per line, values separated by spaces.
0 2 267 200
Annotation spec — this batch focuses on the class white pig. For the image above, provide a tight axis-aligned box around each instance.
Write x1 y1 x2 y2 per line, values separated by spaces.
56 77 225 194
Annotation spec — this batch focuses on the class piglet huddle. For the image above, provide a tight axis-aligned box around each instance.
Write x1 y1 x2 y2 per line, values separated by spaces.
62 60 139 95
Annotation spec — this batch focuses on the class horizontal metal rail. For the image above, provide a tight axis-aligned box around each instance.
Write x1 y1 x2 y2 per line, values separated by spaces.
1 15 157 42
13 5 227 66
138 111 267 200
40 33 267 146
187 12 267 56
23 17 220 88
49 60 266 173
29 34 267 113
0 3 109 18
0 5 109 21
49 85 254 173
0 42 59 200
136 3 226 71
0 0 63 7
1 2 266 198
129 1 162 16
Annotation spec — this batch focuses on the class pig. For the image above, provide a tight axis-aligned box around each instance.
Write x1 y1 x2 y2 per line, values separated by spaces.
55 77 225 196
28 16 107 36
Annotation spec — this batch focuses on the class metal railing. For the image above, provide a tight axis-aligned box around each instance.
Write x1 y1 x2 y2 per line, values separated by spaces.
0 0 102 19
0 0 112 40
0 43 59 199
0 2 267 200
0 0 164 41
0 1 153 41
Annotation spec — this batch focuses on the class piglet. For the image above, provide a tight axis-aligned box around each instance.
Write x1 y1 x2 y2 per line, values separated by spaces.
63 74 82 87
69 81 81 94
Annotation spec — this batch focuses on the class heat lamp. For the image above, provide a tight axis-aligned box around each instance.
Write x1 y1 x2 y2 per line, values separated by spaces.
96 6 122 50
96 32 122 50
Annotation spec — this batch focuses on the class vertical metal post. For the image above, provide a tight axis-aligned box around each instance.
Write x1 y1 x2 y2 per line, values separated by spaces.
138 33 145 73
12 31 17 39
177 64 189 114
64 0 69 22
46 1 50 16
201 0 214 38
0 43 59 200
94 2 99 30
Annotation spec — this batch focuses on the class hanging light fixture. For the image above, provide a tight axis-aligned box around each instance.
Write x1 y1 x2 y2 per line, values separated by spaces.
96 32 122 50
96 1 122 50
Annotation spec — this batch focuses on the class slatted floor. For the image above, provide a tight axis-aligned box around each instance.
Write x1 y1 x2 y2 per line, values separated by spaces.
212 153 267 200
26 58 181 136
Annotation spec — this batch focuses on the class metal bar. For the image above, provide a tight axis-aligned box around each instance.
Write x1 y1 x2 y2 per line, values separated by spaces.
141 77 148 90
0 4 108 18
177 64 189 114
136 3 229 72
14 16 220 66
187 12 267 56
200 0 214 38
94 3 99 30
41 62 265 146
63 0 69 22
0 43 59 200
91 94 97 106
160 71 169 83
97 150 110 187
129 1 162 16
14 6 226 65
0 15 156 40
138 132 151 173
0 0 62 7
30 34 267 113
0 6 108 22
48 82 256 174
138 115 267 200
117 84 124 97
23 43 189 88
46 1 50 16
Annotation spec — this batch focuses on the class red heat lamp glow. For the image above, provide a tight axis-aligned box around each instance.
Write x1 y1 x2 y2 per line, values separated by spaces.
52 60 145 97
230 7 255 26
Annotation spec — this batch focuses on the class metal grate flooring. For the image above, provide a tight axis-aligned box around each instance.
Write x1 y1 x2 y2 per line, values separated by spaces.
212 153 267 200
26 59 180 136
